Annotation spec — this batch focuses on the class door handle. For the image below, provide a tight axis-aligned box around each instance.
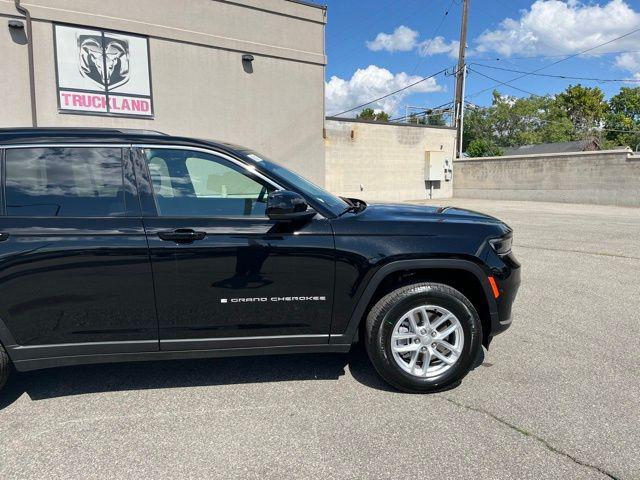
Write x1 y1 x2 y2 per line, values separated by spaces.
0 232 9 242
157 229 206 243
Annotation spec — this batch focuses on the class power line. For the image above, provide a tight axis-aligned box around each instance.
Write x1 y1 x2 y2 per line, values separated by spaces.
460 83 640 136
473 49 640 62
471 63 640 84
466 26 640 99
529 118 640 135
391 109 454 124
488 0 574 61
328 0 409 47
465 108 640 135
409 0 457 76
329 0 439 66
326 1 459 119
328 68 449 117
468 67 541 97
600 127 640 134
389 101 454 122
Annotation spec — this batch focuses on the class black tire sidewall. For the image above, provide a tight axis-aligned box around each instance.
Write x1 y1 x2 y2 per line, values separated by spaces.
0 345 9 392
370 286 481 392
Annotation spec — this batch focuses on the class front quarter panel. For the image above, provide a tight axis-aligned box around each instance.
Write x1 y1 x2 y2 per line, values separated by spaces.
329 211 503 336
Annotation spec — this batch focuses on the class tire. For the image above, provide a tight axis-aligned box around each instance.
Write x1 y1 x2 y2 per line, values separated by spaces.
365 282 482 393
0 342 10 392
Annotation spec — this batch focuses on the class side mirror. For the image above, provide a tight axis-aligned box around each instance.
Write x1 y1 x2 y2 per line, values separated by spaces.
266 191 316 222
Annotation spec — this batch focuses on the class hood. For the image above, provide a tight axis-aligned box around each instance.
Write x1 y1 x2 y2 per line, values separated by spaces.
332 202 511 237
359 203 503 224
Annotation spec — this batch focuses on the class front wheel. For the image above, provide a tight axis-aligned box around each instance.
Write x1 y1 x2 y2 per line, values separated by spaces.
365 282 482 393
0 343 10 392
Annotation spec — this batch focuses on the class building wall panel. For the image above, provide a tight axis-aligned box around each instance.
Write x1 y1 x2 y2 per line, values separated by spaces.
324 119 456 202
0 0 326 184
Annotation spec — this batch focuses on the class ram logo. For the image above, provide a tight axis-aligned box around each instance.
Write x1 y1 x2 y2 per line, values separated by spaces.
78 35 130 89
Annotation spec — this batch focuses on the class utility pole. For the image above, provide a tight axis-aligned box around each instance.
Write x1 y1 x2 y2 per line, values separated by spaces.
458 65 467 156
454 0 469 158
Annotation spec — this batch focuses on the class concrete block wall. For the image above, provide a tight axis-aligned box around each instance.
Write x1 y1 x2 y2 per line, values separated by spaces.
324 118 457 202
453 150 640 207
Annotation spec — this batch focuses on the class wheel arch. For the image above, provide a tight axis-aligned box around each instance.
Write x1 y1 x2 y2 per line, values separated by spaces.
332 259 498 348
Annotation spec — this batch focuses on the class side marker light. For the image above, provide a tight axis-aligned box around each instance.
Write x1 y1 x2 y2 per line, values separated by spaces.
488 276 500 298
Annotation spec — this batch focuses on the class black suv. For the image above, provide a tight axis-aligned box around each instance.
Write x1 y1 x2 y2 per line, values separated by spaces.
0 128 520 393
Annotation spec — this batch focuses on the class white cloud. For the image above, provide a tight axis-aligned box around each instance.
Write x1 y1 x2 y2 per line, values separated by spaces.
366 25 460 59
419 36 460 58
366 25 419 52
614 51 640 79
615 52 640 80
615 52 640 71
325 65 444 116
474 0 640 57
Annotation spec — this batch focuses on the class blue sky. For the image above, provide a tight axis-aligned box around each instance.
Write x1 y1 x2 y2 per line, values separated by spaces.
323 0 640 118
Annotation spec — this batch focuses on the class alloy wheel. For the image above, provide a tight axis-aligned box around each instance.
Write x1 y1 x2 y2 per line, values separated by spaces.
390 305 464 378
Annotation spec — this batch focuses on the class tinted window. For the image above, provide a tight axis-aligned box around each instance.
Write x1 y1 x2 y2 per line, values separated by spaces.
242 151 350 216
144 148 275 217
5 147 125 217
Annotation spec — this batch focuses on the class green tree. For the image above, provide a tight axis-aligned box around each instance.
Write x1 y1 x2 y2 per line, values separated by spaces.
460 85 640 154
466 138 503 157
555 84 608 139
462 105 493 150
604 87 640 150
375 110 390 122
356 108 376 120
356 108 390 122
493 92 575 146
407 110 447 126
462 91 573 151
425 110 447 126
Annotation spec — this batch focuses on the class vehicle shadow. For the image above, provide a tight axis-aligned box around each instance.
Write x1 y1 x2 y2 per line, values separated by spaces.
0 344 396 409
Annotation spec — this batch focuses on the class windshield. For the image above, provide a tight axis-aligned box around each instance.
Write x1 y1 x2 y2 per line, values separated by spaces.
243 151 350 216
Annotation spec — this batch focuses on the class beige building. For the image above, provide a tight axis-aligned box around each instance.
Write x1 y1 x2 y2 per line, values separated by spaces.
325 118 457 201
0 0 327 184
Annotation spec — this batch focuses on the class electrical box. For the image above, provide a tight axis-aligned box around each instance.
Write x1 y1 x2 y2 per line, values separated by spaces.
425 151 451 181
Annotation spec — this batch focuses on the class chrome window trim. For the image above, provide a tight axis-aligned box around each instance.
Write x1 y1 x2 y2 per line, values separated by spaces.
1 143 131 149
0 143 283 191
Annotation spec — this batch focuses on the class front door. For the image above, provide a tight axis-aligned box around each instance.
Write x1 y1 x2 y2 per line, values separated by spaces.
134 146 335 351
0 146 158 359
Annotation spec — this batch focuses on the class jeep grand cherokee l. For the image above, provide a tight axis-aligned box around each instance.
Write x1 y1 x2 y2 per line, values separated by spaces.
0 128 520 393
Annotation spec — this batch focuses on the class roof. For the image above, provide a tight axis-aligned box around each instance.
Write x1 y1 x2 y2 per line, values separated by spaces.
286 0 326 9
502 139 600 156
0 127 167 137
0 127 249 155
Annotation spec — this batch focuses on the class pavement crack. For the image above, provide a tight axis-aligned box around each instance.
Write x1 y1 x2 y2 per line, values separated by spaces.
444 397 621 480
514 243 640 261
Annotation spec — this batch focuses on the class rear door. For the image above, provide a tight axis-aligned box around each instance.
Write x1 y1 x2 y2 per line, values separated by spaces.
133 146 335 351
0 145 158 359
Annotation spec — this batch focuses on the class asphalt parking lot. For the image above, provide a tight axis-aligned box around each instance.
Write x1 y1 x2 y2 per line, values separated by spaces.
1 198 638 479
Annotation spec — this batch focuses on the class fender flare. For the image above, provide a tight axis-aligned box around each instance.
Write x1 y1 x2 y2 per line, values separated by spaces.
330 259 498 345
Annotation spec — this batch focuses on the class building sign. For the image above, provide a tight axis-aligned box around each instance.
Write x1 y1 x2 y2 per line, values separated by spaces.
54 25 153 117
